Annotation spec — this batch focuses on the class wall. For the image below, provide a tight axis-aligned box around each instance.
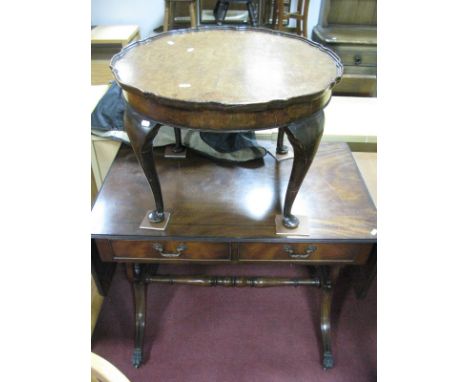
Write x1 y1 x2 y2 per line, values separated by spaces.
91 0 165 39
91 0 323 40
307 0 323 38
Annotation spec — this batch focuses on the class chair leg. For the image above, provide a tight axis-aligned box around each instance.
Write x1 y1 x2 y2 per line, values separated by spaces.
272 0 278 28
278 0 285 31
163 0 170 32
302 0 310 37
214 1 229 25
247 1 258 27
189 0 197 28
196 0 202 26
296 0 303 35
214 1 220 20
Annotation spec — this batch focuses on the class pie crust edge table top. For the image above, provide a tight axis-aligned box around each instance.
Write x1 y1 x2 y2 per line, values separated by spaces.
110 27 343 131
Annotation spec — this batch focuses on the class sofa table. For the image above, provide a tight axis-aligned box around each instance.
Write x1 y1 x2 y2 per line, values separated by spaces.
91 142 377 369
110 26 343 230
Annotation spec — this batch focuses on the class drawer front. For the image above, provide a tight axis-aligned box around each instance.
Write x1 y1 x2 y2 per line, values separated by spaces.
333 65 377 96
110 240 231 261
238 243 373 264
333 46 376 67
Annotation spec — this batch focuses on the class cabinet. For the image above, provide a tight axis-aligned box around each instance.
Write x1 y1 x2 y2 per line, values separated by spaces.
91 25 140 85
312 0 377 96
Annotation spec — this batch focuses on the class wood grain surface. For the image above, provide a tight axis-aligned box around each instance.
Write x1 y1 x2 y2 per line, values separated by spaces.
238 242 372 263
111 240 231 261
91 142 376 241
112 27 341 107
313 25 377 45
326 0 376 26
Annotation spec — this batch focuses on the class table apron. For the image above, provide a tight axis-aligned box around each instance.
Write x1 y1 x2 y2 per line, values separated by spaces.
95 239 374 265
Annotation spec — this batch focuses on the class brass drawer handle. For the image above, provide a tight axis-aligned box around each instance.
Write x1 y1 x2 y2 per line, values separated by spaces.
284 245 317 259
354 55 362 65
153 243 187 258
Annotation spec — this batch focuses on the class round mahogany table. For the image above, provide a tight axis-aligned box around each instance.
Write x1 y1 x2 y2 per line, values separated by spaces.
111 26 342 229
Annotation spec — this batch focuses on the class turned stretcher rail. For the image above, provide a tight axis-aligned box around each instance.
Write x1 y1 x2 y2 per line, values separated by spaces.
144 274 321 287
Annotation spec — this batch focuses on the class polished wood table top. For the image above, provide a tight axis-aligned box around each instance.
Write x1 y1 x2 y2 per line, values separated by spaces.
110 27 343 131
91 142 376 242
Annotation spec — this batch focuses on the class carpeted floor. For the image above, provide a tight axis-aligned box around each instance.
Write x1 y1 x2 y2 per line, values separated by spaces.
92 263 376 382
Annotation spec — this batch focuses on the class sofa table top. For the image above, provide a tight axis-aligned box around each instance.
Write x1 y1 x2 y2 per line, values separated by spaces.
91 142 376 242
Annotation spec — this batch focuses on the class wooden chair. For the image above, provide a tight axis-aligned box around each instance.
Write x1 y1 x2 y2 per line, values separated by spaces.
164 0 198 31
272 0 310 37
213 0 258 26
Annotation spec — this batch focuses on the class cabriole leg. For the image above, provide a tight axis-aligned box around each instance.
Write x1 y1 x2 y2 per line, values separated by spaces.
124 107 165 223
172 127 184 153
276 127 289 155
282 111 324 228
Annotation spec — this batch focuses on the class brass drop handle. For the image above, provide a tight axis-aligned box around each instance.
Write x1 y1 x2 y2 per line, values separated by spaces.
354 55 362 65
284 245 317 259
153 243 187 257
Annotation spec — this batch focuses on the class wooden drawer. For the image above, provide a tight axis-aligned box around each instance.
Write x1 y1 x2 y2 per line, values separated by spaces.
333 65 377 96
333 45 376 67
238 242 373 264
110 240 231 262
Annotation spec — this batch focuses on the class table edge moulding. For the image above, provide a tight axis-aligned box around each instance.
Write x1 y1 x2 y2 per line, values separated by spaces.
110 26 343 119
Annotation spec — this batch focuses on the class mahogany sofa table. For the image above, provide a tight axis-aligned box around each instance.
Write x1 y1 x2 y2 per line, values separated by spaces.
91 143 377 370
110 26 343 230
